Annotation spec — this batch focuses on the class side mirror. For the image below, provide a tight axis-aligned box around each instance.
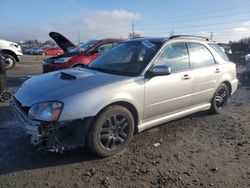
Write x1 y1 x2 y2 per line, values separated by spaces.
147 65 171 77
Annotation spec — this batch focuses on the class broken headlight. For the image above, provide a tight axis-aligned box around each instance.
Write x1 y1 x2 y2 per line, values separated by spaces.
28 101 63 121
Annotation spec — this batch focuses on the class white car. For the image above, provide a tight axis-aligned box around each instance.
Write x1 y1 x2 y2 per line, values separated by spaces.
0 39 23 69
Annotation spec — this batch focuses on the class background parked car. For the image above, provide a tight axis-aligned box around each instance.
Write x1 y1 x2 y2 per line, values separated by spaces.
244 54 250 79
43 32 123 73
0 39 23 69
38 47 64 56
228 43 250 64
218 43 232 55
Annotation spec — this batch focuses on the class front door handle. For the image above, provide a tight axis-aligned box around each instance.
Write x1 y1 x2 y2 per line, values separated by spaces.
215 68 221 73
182 74 191 80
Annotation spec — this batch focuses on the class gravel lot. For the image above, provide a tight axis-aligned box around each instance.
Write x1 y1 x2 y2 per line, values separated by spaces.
0 56 250 188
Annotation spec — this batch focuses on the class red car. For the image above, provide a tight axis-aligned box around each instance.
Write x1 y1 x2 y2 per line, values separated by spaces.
43 32 123 73
39 47 64 56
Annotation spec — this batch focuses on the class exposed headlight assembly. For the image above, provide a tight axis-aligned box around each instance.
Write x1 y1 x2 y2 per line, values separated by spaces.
28 101 63 121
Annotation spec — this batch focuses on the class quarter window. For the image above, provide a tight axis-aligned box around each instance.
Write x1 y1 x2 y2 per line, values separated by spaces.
188 43 215 68
154 42 189 72
209 43 229 61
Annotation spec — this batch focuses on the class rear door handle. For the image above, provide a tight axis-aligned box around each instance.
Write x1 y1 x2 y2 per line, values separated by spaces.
182 74 191 80
215 68 221 73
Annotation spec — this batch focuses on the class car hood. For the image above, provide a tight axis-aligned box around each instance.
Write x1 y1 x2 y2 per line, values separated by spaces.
14 68 130 107
49 32 77 52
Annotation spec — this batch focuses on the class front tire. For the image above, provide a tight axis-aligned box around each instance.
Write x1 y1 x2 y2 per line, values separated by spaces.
88 105 135 157
0 90 12 102
210 83 229 114
4 54 16 70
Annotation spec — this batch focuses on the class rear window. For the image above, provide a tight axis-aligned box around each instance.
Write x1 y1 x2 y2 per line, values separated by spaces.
209 43 229 61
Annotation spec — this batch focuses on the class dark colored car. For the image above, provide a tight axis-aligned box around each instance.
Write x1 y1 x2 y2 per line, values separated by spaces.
228 43 250 64
43 32 123 73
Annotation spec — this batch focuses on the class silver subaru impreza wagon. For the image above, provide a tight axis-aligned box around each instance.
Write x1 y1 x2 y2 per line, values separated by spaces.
11 35 238 157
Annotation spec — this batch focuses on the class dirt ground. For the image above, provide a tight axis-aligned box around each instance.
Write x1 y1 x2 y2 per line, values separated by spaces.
0 56 250 188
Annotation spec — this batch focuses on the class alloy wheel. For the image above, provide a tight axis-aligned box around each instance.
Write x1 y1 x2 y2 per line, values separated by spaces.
4 56 14 69
215 88 228 110
99 114 129 150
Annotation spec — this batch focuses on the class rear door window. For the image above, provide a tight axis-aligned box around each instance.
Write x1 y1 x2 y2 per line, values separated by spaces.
188 43 215 68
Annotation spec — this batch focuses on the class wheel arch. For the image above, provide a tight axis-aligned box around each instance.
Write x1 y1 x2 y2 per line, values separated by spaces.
221 81 232 96
2 49 19 62
97 101 139 134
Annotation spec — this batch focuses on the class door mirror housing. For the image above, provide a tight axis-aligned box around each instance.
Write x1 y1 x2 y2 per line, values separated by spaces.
148 65 171 77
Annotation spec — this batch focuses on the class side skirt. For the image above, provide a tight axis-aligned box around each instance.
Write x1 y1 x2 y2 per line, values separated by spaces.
138 103 211 132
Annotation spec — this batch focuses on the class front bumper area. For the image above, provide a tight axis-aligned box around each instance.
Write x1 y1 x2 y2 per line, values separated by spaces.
10 98 91 152
17 55 23 62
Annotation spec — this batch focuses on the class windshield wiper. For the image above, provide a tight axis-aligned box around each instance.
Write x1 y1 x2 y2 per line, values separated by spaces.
87 66 107 72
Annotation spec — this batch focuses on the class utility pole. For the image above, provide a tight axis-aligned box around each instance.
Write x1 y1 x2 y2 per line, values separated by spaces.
210 32 213 41
77 30 80 44
131 21 134 38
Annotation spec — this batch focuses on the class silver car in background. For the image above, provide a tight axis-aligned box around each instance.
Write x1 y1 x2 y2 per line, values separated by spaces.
245 54 250 78
11 35 238 157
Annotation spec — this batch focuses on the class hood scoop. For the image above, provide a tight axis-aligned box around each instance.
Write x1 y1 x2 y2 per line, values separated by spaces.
59 72 76 80
55 69 95 80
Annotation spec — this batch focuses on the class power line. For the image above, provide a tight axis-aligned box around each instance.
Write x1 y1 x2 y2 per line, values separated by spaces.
137 10 250 28
143 24 250 38
43 4 250 42
210 32 213 40
50 4 250 31
59 13 250 38
139 3 250 24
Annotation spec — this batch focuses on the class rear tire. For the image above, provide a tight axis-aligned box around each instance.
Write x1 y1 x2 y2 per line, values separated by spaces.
210 83 229 114
88 105 134 157
4 54 16 70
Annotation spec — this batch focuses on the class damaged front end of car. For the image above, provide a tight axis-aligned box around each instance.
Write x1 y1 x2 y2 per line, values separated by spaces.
10 97 91 152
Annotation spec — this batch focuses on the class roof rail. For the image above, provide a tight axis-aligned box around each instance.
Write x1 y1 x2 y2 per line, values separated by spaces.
169 35 210 41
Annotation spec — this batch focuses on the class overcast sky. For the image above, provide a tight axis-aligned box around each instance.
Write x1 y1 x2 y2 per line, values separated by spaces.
0 0 250 43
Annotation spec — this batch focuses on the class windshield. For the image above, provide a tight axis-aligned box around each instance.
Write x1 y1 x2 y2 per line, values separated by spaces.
88 41 162 76
70 40 99 53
